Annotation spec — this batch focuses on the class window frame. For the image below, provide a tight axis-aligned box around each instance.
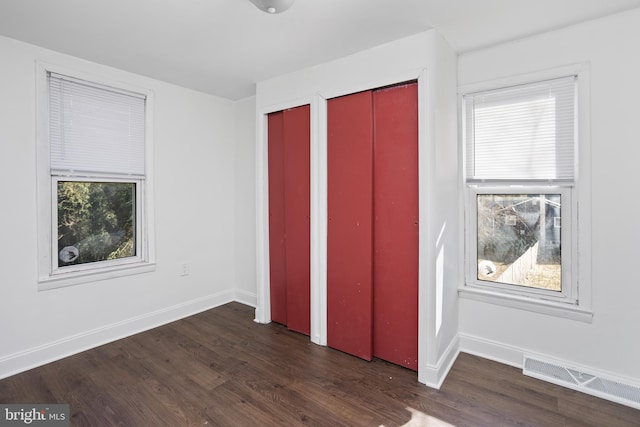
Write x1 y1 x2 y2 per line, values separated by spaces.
459 64 592 321
51 176 145 276
36 62 155 290
466 185 575 304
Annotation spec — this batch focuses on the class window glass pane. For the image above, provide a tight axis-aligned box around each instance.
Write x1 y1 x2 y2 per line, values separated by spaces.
477 194 561 291
57 181 136 267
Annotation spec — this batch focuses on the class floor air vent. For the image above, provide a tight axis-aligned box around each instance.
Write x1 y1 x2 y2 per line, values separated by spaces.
523 356 640 410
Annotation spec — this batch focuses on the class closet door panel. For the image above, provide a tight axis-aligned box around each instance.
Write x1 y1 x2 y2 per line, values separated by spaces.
268 111 287 326
283 105 311 335
327 91 374 360
372 83 419 370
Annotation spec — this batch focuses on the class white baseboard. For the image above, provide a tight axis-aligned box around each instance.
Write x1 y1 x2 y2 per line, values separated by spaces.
458 332 524 368
234 289 257 308
0 290 236 380
420 335 460 389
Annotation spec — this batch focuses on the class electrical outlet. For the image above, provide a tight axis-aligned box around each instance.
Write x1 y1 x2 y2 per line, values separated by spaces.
180 262 190 276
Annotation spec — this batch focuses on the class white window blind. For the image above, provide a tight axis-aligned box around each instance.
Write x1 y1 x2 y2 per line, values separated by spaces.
465 76 575 182
49 73 146 176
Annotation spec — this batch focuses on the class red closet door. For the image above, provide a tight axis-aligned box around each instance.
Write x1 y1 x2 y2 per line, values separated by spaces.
327 91 374 360
283 105 311 335
372 83 419 370
268 111 287 326
268 106 310 335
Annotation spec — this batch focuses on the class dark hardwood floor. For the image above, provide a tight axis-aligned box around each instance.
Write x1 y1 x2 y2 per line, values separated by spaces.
1 302 638 426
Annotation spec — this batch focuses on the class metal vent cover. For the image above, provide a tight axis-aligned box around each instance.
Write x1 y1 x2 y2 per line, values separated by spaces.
524 356 640 410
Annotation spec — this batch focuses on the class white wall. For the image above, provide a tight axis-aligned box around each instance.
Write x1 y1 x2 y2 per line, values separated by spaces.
422 32 460 387
234 95 257 306
0 35 242 378
255 30 459 387
458 9 640 382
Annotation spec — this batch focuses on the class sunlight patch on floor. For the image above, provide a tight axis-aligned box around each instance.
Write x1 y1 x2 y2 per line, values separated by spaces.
379 407 455 427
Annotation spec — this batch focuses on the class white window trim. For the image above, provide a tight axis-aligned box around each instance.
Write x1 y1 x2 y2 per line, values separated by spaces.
36 61 156 290
458 64 592 322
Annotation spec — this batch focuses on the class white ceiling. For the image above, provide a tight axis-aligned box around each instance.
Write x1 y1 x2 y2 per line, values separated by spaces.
1 0 639 100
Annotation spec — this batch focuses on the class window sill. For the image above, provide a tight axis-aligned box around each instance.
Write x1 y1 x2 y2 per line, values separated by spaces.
38 262 156 291
458 286 593 323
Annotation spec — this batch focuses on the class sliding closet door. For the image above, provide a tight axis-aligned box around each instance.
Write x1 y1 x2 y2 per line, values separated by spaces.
283 105 311 335
372 83 419 370
268 111 287 325
268 105 310 335
327 83 418 369
327 91 374 360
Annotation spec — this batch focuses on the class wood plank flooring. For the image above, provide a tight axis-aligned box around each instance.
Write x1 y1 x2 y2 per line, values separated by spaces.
1 302 638 426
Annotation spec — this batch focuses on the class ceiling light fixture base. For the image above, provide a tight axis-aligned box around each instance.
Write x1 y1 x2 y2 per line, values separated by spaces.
249 0 295 14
